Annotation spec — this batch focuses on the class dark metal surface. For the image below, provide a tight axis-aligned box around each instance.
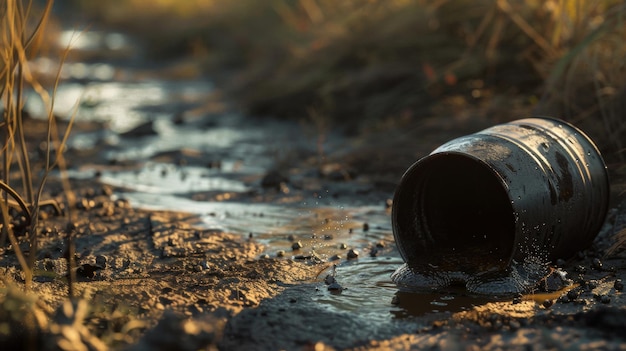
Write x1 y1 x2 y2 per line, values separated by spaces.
392 117 610 275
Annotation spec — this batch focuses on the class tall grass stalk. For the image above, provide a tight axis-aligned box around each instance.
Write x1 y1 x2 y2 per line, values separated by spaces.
1 0 78 292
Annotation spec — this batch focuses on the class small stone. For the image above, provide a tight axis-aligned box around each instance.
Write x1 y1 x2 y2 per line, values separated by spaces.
261 170 288 190
363 223 369 231
385 199 393 209
591 258 603 270
369 247 379 257
347 249 359 259
323 234 333 240
292 241 303 251
324 274 336 285
614 279 624 291
600 295 611 304
567 289 579 301
348 228 353 234
339 243 347 250
276 250 286 258
327 282 343 293
260 254 270 259
329 254 341 261
194 265 203 272
287 234 295 242
542 299 553 309
376 241 385 248
512 296 522 304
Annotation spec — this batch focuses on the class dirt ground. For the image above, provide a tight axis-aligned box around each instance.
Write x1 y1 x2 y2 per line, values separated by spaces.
1 115 626 351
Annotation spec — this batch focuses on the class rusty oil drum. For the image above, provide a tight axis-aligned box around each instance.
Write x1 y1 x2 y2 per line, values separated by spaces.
391 117 610 274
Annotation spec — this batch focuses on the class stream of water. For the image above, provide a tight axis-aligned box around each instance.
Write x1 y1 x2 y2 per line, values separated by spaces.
29 28 504 327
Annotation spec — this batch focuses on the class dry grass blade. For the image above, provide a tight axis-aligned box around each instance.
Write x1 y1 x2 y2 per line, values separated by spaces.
1 0 64 292
0 200 32 289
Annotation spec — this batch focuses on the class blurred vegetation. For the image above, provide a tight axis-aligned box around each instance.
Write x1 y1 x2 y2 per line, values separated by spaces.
67 0 625 159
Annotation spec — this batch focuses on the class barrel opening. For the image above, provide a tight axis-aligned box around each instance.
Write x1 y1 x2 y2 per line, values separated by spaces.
393 153 515 274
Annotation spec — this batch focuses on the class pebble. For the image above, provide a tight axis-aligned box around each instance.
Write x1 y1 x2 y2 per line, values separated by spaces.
363 223 369 231
376 241 385 248
542 299 553 309
347 249 359 259
260 254 270 259
600 295 611 304
324 274 336 285
567 289 579 301
369 247 379 257
276 250 286 258
327 282 343 292
614 279 624 291
339 243 348 250
591 258 603 270
292 241 303 251
329 254 341 261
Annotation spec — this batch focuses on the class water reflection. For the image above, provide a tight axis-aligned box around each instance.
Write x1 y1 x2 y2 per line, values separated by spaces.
58 30 131 52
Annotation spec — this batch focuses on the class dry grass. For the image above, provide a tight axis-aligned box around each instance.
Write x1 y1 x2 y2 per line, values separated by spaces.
73 1 624 148
1 0 76 293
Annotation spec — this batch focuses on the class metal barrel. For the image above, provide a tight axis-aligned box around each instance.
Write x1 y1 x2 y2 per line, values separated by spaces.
392 117 610 275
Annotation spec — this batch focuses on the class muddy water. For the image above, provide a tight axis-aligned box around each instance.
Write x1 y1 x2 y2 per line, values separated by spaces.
32 29 510 325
